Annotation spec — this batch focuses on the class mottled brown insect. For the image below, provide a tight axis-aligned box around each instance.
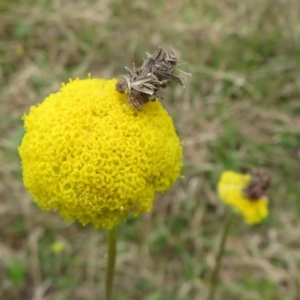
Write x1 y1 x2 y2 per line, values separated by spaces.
142 47 184 85
243 168 271 200
115 47 185 110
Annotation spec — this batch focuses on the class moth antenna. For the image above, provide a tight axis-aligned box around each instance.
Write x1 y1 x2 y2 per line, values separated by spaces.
176 67 192 77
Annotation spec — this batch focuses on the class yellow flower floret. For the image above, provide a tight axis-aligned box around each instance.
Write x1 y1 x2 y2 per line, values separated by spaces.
217 171 268 224
19 78 183 229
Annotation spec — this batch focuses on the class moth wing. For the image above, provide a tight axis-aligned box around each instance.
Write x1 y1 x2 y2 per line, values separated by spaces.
132 85 154 95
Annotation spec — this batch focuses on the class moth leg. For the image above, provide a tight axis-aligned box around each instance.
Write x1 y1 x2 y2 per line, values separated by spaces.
128 93 143 110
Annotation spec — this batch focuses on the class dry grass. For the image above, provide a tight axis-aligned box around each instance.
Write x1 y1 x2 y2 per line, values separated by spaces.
1 0 300 299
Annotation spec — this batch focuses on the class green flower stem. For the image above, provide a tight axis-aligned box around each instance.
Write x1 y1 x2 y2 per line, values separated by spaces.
105 226 117 300
207 211 235 300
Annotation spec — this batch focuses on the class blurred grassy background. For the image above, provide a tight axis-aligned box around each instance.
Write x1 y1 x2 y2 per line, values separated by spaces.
1 0 300 299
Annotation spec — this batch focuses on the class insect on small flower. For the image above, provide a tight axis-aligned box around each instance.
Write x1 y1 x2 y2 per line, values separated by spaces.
218 170 270 225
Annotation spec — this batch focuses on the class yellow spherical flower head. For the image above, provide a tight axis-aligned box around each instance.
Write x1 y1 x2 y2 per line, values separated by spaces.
19 78 183 229
217 171 268 224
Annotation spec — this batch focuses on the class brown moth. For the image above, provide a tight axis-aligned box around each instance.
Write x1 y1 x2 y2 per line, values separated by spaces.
243 168 271 200
116 47 185 110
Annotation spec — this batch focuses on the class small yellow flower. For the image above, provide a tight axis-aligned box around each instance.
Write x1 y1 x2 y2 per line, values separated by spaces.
217 171 268 224
19 78 182 229
51 241 65 253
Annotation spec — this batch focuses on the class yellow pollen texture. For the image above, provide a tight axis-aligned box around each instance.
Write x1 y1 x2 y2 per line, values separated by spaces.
19 78 183 229
218 171 268 224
